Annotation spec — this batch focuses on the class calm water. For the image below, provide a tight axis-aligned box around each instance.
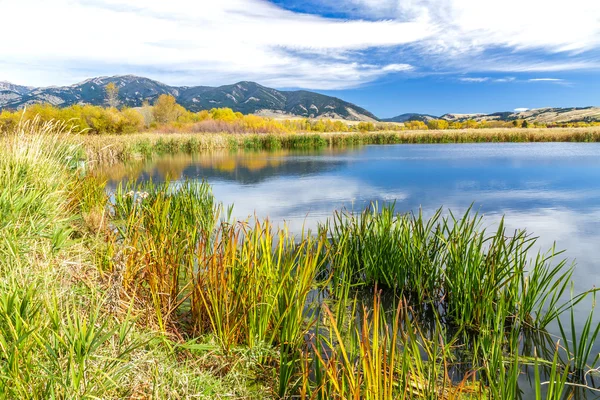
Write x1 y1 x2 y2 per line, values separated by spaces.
103 143 600 292
103 143 600 288
102 142 600 394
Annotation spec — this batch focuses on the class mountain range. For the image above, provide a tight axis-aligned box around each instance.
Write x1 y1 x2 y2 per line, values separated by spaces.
1 75 598 124
0 75 377 121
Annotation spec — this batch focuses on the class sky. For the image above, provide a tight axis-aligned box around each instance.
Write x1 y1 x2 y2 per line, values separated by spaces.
0 0 599 117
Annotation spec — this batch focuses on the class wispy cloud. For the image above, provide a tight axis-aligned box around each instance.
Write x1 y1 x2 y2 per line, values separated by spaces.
528 78 564 82
494 77 516 83
480 60 600 73
459 77 490 82
336 0 600 53
459 76 519 83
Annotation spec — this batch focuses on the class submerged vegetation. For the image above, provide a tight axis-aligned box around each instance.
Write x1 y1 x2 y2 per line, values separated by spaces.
2 118 600 398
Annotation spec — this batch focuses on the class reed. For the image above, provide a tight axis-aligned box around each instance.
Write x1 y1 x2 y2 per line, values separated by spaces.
71 127 600 164
111 179 217 331
0 119 270 398
557 292 600 383
325 204 445 301
111 180 330 396
192 220 325 396
92 183 600 397
307 289 485 399
534 344 571 400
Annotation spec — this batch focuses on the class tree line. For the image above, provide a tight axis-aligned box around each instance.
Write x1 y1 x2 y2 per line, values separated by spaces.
1 83 598 135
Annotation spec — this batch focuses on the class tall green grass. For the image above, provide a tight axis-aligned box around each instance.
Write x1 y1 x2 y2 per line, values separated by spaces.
0 119 274 398
324 203 576 333
0 119 143 398
313 202 600 398
106 187 600 398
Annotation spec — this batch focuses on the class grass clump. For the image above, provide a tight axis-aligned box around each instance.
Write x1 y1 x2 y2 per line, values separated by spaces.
110 178 327 396
324 203 575 333
0 118 140 398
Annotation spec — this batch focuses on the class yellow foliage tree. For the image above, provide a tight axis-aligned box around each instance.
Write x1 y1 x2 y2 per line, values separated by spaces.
152 94 185 124
427 119 449 130
105 82 120 108
210 108 240 122
405 120 428 130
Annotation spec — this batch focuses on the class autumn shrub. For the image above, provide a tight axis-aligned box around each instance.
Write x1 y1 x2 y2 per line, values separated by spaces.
0 104 143 134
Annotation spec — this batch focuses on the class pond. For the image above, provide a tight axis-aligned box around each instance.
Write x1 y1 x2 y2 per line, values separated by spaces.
101 142 600 397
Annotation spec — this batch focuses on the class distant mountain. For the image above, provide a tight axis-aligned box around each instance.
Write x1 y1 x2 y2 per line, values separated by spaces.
387 108 600 124
441 107 600 123
382 113 438 123
0 75 377 121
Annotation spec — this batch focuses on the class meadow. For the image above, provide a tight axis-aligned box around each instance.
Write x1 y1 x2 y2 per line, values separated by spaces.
2 118 600 399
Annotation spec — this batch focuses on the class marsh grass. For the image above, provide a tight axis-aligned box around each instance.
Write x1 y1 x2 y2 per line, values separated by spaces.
110 178 331 396
313 202 600 398
0 119 274 398
323 204 577 332
557 293 600 384
307 290 487 400
534 344 571 400
77 126 600 164
105 187 600 398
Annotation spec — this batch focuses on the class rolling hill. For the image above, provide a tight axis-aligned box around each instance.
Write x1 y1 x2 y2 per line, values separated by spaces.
381 113 438 123
385 107 600 124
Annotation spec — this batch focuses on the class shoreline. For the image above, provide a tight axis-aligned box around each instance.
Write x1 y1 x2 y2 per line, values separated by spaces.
73 127 600 164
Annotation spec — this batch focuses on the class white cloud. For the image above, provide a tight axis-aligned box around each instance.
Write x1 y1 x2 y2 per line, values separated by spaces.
1 0 599 88
340 0 600 75
345 0 600 53
485 61 600 72
382 64 414 72
514 107 529 112
209 175 408 232
0 0 430 88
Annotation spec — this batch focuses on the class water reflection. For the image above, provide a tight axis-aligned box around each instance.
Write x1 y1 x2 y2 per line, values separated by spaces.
100 148 359 187
101 144 600 287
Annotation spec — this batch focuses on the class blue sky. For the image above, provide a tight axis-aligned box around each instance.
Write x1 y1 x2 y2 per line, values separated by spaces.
321 72 600 117
1 0 599 117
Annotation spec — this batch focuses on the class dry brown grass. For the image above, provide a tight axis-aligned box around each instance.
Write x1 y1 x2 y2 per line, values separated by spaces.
70 126 600 165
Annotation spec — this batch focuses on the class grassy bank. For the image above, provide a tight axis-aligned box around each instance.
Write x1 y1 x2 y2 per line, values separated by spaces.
3 120 600 398
0 120 273 398
76 127 600 164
